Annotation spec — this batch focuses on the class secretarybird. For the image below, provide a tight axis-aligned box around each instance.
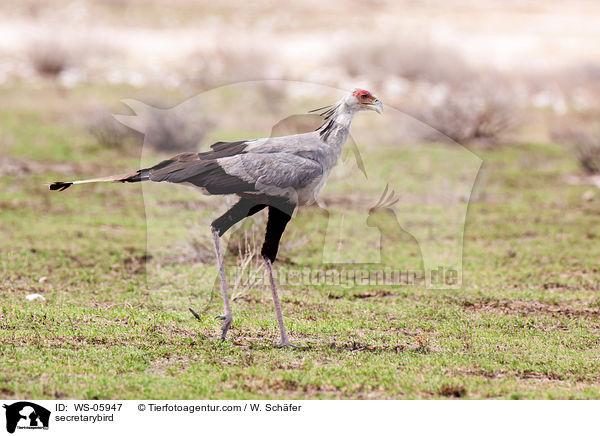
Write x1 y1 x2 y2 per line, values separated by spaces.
49 88 383 347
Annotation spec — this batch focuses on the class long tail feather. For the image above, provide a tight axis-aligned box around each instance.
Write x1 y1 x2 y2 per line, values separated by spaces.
48 170 148 191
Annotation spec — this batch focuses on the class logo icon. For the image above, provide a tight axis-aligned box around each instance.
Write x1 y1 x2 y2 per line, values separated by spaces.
3 402 50 434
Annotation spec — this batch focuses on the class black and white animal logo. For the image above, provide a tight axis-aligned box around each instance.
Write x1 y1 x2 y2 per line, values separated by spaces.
3 402 50 434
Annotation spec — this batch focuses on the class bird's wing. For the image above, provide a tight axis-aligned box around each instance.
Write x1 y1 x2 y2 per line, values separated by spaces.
219 152 324 198
195 134 314 160
146 139 252 177
195 131 325 159
145 151 256 195
197 140 250 159
134 131 324 197
143 148 322 198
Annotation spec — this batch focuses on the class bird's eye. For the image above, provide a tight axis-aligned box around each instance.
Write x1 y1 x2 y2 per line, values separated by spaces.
360 94 368 99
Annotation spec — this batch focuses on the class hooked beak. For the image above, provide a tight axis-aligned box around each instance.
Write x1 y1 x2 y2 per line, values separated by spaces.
372 99 384 114
362 99 384 114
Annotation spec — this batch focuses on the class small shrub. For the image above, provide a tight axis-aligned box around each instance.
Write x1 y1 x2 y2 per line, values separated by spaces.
414 81 516 146
115 98 216 153
91 100 214 153
439 384 467 398
28 40 71 77
144 108 214 153
87 108 140 150
551 128 600 174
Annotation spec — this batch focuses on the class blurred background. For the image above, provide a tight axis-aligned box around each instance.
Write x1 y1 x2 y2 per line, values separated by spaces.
1 0 599 172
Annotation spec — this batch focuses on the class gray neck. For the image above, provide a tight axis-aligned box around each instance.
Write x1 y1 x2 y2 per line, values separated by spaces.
318 103 355 143
318 102 355 171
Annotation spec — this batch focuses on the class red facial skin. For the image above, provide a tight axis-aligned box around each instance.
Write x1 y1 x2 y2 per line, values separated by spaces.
352 89 375 103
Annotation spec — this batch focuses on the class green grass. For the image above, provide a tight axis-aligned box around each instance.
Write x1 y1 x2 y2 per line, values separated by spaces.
1 84 600 399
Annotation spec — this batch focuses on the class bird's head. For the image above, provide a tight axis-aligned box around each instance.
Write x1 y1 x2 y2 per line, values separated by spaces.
347 89 383 114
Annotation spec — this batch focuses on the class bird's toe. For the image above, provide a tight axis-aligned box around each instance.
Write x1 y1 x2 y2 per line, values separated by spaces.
276 341 300 349
218 314 233 340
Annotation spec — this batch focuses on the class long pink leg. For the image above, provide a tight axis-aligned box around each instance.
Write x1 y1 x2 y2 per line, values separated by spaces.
263 258 298 348
212 229 232 340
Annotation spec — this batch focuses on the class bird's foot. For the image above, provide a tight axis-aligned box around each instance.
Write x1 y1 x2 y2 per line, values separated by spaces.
276 340 300 349
215 313 233 340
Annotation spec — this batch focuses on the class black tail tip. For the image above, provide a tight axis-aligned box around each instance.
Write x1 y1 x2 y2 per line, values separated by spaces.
49 181 73 191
